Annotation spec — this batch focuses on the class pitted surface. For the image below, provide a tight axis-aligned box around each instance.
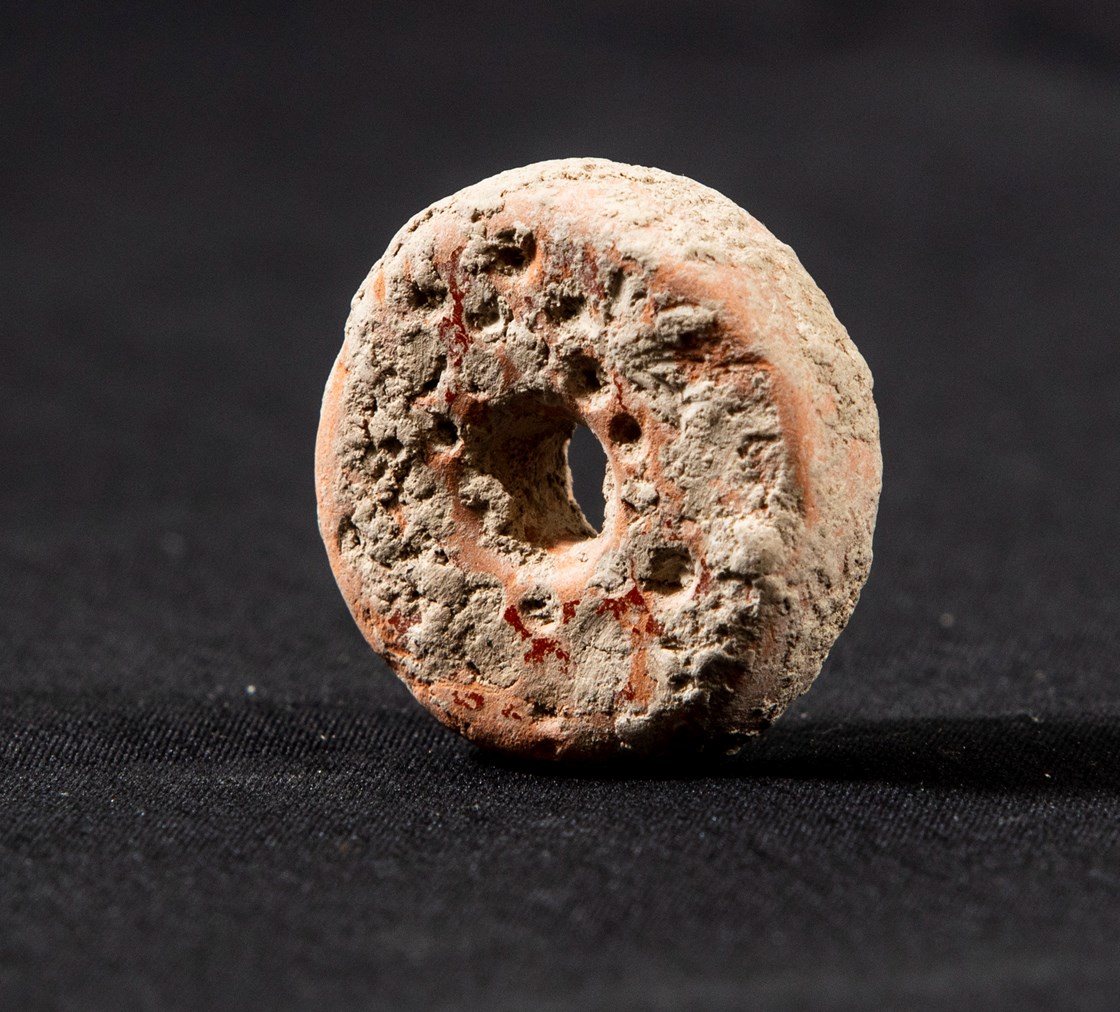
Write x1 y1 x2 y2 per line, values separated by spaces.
316 158 881 759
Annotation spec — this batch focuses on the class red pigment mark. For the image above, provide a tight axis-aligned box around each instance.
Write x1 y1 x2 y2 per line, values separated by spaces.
596 595 628 620
578 244 609 304
502 605 532 639
562 600 579 624
596 584 663 636
501 704 524 721
437 247 471 366
524 638 570 664
451 689 484 710
597 584 647 620
611 373 627 410
387 610 418 635
444 388 457 404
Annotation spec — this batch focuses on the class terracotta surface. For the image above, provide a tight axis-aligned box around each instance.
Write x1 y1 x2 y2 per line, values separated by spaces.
316 158 881 759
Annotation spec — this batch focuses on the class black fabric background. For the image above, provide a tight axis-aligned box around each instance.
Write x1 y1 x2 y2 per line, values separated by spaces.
3 3 1119 1009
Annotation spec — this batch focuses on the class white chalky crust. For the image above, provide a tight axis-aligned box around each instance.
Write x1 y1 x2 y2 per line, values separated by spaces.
316 158 881 760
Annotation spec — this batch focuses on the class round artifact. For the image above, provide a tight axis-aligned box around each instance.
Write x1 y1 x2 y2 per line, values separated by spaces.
316 158 881 760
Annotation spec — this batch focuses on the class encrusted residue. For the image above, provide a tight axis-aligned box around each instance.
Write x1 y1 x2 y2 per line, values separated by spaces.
316 158 881 759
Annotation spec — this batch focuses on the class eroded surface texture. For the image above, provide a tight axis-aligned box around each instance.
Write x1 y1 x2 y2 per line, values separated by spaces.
316 158 881 759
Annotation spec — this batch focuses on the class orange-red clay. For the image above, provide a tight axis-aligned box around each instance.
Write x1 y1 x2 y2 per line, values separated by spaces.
316 158 881 760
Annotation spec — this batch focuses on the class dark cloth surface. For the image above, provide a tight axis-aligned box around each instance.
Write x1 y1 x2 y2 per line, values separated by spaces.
3 3 1118 1009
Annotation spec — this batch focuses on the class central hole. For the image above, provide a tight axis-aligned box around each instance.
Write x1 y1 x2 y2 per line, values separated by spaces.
568 424 608 533
459 394 602 548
